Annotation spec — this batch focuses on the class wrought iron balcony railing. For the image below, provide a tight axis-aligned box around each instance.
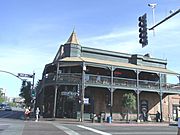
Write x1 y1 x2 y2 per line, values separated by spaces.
43 73 180 92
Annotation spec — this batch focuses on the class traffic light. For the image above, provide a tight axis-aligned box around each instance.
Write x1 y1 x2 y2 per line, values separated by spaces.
76 84 80 97
138 13 148 48
31 89 35 97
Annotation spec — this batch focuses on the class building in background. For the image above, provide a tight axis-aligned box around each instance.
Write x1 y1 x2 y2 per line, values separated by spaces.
36 31 180 122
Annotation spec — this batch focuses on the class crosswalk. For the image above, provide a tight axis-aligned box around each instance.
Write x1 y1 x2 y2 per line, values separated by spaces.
77 125 112 135
53 123 112 135
0 119 177 135
53 124 80 135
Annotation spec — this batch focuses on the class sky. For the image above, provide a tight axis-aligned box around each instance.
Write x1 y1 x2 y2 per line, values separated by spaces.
0 0 179 98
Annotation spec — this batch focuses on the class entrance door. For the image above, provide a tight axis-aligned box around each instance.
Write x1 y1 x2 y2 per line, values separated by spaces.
64 100 74 118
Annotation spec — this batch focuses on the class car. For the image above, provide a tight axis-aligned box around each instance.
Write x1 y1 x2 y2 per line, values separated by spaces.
0 104 6 110
4 105 12 111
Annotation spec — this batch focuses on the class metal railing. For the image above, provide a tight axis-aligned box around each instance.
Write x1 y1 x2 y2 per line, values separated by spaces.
114 77 136 88
43 73 180 92
85 74 111 85
57 73 82 84
139 80 160 90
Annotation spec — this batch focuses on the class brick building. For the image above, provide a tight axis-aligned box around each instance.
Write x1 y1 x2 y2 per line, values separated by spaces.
36 31 180 122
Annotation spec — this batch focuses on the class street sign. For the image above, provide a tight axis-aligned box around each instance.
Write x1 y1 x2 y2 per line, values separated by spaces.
18 73 33 78
61 91 77 96
84 98 89 104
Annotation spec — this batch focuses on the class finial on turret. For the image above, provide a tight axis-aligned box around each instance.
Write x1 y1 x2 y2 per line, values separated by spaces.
65 29 79 45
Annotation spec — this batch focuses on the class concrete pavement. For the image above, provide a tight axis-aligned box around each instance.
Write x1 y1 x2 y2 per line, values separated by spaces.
23 121 67 135
39 117 173 127
0 118 177 135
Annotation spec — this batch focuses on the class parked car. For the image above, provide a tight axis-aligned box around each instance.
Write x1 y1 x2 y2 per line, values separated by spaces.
4 105 12 111
0 104 6 110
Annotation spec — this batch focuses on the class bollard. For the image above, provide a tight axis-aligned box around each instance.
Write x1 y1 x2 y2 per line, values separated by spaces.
107 116 112 123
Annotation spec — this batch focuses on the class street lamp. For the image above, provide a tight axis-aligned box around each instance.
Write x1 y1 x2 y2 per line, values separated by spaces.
148 3 157 36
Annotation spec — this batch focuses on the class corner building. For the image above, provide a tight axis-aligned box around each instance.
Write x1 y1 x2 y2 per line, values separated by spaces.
36 31 180 122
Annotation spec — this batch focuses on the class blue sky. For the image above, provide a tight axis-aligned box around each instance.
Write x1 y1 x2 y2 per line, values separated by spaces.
0 0 179 97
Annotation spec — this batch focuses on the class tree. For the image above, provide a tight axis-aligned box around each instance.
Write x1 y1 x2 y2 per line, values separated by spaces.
34 80 42 96
19 81 32 107
0 88 5 103
122 93 136 122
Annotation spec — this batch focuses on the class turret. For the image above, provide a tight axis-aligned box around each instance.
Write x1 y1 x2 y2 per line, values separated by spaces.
63 30 81 57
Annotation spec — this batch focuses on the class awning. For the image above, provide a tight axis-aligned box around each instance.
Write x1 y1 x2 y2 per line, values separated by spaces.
60 57 178 75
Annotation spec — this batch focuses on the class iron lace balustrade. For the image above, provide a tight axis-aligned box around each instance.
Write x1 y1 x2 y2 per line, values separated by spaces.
139 80 160 90
113 77 136 88
43 73 180 93
161 83 180 92
56 73 82 84
44 73 56 84
85 74 111 85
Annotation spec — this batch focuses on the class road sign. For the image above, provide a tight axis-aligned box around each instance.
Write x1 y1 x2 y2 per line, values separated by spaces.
61 91 77 96
18 73 33 78
84 98 89 104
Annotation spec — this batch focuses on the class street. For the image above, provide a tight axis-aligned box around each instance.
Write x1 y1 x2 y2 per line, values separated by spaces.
0 110 178 135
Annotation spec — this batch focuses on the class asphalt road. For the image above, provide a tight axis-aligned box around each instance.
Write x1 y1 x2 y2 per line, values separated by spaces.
0 109 24 119
0 110 178 135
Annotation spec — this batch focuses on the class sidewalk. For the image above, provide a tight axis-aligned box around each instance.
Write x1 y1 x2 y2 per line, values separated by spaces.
39 118 173 127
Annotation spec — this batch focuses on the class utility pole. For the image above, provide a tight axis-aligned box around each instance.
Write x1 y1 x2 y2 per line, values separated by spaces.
148 3 157 36
32 72 35 89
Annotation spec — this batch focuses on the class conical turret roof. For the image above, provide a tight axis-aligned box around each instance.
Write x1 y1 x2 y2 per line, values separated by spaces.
65 30 79 45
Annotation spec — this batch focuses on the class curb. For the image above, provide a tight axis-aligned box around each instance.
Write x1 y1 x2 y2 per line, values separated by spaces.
39 118 173 127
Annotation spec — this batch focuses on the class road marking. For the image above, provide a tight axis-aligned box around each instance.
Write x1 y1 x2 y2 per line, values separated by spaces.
0 124 9 126
54 124 80 135
77 125 112 135
112 132 176 135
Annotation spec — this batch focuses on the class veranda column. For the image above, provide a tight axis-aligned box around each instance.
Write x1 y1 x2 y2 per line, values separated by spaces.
136 69 140 122
53 63 59 118
42 67 47 117
159 73 163 122
110 66 114 118
80 62 86 122
53 85 58 118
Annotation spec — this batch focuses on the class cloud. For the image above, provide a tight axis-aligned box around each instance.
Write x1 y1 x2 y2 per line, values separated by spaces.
81 29 141 53
80 19 180 74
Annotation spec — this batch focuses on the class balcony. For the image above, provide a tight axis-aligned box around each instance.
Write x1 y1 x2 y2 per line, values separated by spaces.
44 73 82 85
43 73 180 93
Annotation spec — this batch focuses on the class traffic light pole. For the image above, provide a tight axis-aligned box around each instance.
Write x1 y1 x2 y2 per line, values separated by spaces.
32 72 35 89
0 70 25 81
149 9 180 30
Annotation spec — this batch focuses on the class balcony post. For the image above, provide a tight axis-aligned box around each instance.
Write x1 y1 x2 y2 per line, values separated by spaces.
159 73 163 122
159 92 163 122
42 67 47 118
53 62 59 119
80 62 86 122
110 66 114 118
53 85 58 118
136 69 140 122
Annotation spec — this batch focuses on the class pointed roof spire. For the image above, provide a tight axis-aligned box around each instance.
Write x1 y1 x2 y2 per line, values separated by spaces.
65 29 80 45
